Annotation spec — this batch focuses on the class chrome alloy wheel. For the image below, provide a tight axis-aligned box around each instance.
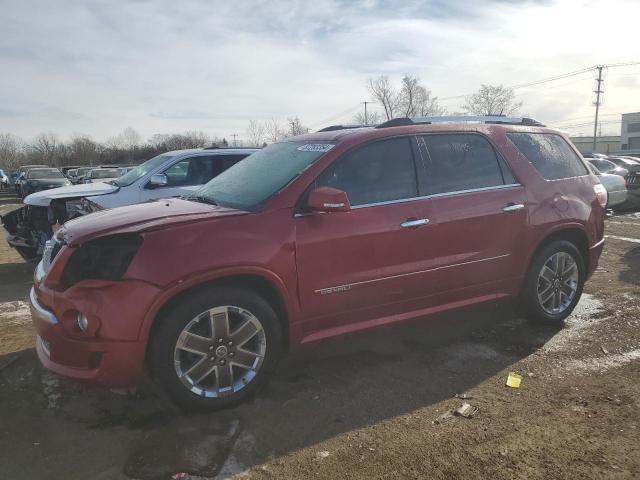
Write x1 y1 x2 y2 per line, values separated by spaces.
536 252 579 315
173 305 266 398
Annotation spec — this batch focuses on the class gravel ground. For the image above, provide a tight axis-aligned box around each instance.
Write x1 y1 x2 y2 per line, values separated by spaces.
0 192 638 480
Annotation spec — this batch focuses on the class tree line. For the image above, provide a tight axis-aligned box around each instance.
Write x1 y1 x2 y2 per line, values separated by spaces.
0 77 522 172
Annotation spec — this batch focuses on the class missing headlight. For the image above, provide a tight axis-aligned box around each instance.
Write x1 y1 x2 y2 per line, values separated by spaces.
60 233 143 287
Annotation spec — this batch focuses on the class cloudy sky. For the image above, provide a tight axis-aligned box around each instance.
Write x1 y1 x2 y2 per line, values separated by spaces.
1 0 639 143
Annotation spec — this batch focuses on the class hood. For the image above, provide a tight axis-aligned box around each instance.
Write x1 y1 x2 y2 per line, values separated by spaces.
61 197 247 244
24 182 119 207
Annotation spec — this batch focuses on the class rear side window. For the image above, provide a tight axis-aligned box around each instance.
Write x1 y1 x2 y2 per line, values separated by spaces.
421 134 507 195
315 137 418 206
508 133 588 180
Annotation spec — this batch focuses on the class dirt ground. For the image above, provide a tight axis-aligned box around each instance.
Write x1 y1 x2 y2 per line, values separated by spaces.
0 190 639 480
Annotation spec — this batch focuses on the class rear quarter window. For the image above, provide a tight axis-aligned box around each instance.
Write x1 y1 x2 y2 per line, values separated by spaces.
507 133 588 180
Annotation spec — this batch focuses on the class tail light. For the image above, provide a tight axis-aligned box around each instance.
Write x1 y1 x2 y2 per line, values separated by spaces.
593 184 607 208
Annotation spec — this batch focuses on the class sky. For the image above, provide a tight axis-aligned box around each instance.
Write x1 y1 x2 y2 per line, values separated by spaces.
1 0 639 143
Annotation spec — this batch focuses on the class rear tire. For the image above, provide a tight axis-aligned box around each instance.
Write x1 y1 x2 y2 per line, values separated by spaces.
520 240 585 324
148 287 283 411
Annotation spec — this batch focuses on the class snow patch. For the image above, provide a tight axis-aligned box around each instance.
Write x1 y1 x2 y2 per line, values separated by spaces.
565 349 640 373
543 294 606 353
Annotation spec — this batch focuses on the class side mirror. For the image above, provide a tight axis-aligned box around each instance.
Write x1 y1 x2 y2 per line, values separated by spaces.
147 173 168 189
308 186 351 213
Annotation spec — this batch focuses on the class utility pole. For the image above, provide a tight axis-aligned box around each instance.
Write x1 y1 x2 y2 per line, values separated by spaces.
592 65 604 152
361 101 371 125
231 134 237 147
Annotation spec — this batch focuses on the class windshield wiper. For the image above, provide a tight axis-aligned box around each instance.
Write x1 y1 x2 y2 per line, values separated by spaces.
186 195 218 206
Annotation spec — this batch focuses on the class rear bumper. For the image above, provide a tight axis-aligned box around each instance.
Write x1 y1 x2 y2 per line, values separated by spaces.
30 285 149 387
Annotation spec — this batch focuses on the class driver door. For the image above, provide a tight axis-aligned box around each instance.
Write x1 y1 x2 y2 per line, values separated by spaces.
295 136 439 334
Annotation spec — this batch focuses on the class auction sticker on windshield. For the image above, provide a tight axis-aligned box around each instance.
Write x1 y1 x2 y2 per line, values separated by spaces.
296 144 335 152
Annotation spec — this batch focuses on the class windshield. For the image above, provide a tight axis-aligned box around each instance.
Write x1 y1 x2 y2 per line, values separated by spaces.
91 169 119 179
115 153 175 187
76 167 91 176
195 141 333 210
28 169 64 179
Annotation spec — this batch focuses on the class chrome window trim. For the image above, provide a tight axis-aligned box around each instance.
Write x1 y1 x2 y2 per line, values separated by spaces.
314 254 510 294
350 183 522 210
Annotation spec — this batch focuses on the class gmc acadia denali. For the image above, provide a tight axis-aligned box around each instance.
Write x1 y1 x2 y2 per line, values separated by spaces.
29 116 606 410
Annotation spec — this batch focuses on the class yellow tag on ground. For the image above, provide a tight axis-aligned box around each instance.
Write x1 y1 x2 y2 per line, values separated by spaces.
506 372 522 388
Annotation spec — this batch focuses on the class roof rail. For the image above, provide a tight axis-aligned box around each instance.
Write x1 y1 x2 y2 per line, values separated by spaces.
376 115 545 129
317 124 368 132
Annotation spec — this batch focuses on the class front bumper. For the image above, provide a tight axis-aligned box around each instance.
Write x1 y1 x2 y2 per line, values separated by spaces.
30 277 159 387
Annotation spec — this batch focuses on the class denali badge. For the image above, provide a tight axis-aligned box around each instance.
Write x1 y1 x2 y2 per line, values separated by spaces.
317 285 351 295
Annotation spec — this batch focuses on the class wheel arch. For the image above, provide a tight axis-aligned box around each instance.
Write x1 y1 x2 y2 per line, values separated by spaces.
141 269 292 356
527 225 590 277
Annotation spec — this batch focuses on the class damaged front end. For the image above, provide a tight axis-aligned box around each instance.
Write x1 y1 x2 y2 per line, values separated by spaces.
1 197 94 261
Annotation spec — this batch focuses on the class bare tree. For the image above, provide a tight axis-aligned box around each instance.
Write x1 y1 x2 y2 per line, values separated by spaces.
286 117 309 137
399 74 422 117
352 110 383 125
149 131 211 151
31 132 59 165
245 120 265 147
368 76 399 120
415 86 446 117
265 119 285 143
0 133 24 170
69 135 98 166
462 84 523 116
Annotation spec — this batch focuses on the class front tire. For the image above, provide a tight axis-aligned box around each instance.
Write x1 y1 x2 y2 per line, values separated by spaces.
149 287 283 410
520 240 585 324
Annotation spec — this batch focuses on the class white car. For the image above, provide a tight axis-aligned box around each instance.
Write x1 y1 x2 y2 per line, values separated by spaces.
1 148 258 259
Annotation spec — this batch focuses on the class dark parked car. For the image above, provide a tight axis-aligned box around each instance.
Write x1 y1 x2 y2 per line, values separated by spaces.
14 165 48 196
20 168 70 198
587 158 628 177
30 116 605 410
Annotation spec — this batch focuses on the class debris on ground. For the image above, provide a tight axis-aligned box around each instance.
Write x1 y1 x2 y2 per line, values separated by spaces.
172 473 190 480
316 451 331 459
506 372 522 388
454 403 479 418
601 345 609 355
455 393 473 400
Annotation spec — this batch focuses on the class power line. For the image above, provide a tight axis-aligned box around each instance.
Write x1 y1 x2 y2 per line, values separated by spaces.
439 62 640 102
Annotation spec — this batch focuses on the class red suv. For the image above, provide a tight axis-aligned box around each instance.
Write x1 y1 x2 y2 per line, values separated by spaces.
30 117 606 409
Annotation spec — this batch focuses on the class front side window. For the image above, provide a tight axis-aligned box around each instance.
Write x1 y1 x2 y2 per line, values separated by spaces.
508 133 588 180
162 154 248 187
115 153 176 187
421 134 506 195
314 137 418 207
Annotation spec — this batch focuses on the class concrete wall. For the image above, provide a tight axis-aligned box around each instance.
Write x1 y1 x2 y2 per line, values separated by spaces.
570 136 622 154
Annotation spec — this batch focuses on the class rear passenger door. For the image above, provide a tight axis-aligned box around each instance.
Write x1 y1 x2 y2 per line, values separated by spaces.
139 154 247 201
416 133 528 297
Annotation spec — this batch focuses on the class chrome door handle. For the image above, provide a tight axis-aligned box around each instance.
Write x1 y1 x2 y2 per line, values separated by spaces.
401 218 429 228
503 203 525 213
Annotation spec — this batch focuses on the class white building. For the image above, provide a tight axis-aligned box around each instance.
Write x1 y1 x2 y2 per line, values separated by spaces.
621 112 640 151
